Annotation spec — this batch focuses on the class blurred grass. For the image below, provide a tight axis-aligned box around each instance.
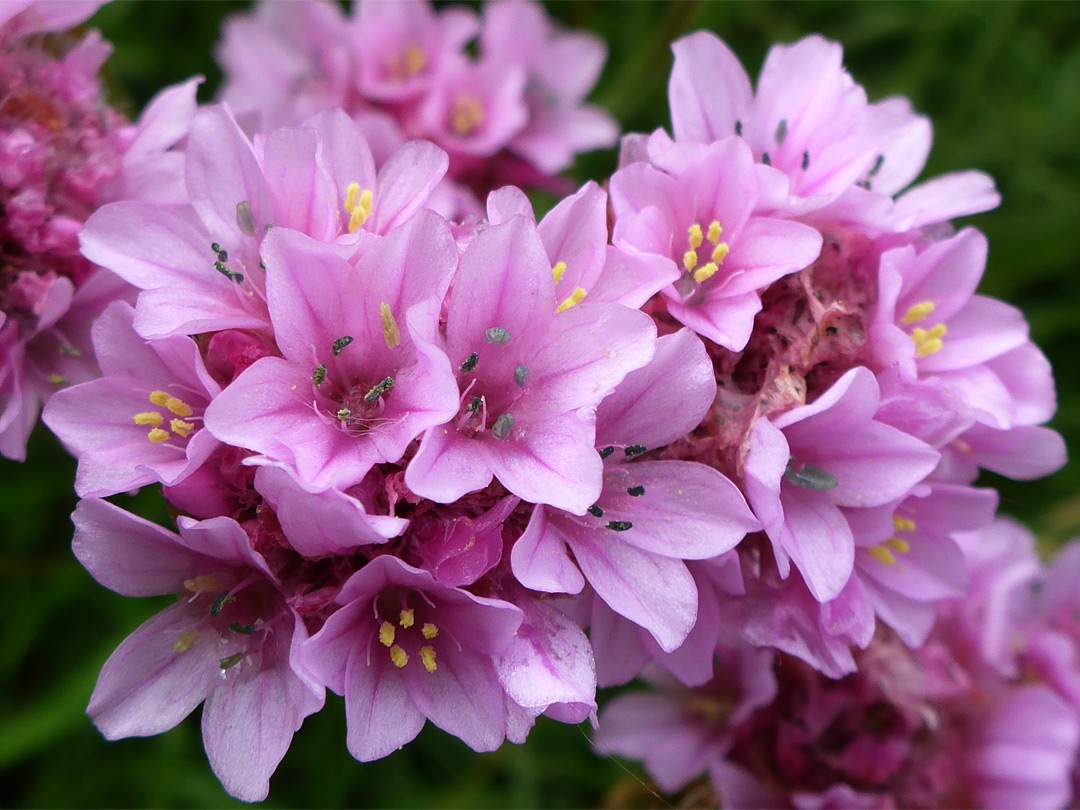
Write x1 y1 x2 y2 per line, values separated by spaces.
1 1 1079 806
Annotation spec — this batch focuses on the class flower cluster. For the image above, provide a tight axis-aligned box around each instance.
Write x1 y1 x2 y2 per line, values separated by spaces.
0 0 197 460
25 4 1070 807
597 520 1080 810
215 0 617 205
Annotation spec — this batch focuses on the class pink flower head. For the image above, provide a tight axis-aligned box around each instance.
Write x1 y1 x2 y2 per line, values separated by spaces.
215 0 616 197
611 136 822 350
42 300 221 497
479 0 618 175
0 4 189 460
744 367 940 603
355 0 478 103
405 214 657 514
205 214 460 490
73 498 324 802
80 105 448 340
301 555 523 760
512 329 759 651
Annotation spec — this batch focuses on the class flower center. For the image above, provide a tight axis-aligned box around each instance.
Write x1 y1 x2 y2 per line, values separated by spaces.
450 94 484 137
134 389 199 444
377 603 440 674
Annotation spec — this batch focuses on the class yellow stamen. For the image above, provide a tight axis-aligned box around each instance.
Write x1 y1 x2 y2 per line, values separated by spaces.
912 323 947 358
399 608 415 629
552 261 567 284
893 515 917 533
161 396 192 417
711 242 730 264
682 250 698 272
147 428 170 443
420 645 437 673
687 223 703 250
884 537 911 554
348 189 374 233
450 94 484 137
421 622 438 640
693 262 719 283
901 301 935 325
173 628 199 654
868 545 897 566
390 43 426 79
48 373 68 386
707 221 722 244
170 418 195 438
133 412 164 428
184 575 223 593
344 182 359 213
556 286 587 313
915 338 943 358
389 645 409 668
149 390 170 407
380 302 401 349
379 621 396 647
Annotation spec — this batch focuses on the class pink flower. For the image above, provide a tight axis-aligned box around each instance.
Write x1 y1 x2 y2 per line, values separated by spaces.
205 213 460 490
611 136 822 350
479 0 618 175
73 498 324 802
42 301 221 497
744 366 940 602
486 181 678 310
301 555 523 760
405 214 656 513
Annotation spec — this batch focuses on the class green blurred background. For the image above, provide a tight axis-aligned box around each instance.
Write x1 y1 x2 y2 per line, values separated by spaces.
2 1 1079 806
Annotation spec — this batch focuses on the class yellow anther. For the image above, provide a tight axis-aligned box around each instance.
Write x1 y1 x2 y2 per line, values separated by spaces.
380 302 401 349
900 301 935 325
884 537 911 554
421 622 438 640
390 43 426 79
379 621 396 647
48 373 68 386
556 286 587 313
552 261 567 284
893 515 917 532
687 223 703 249
420 645 437 673
173 628 199 654
915 338 943 358
693 262 719 284
184 575 223 593
344 182 360 213
682 250 698 272
170 418 195 438
389 645 409 668
351 190 374 233
162 396 192 417
868 545 897 566
149 390 170 407
399 608 415 629
133 412 164 428
912 324 947 358
706 221 722 244
711 242 730 264
450 94 484 137
147 428 170 444
348 206 365 233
